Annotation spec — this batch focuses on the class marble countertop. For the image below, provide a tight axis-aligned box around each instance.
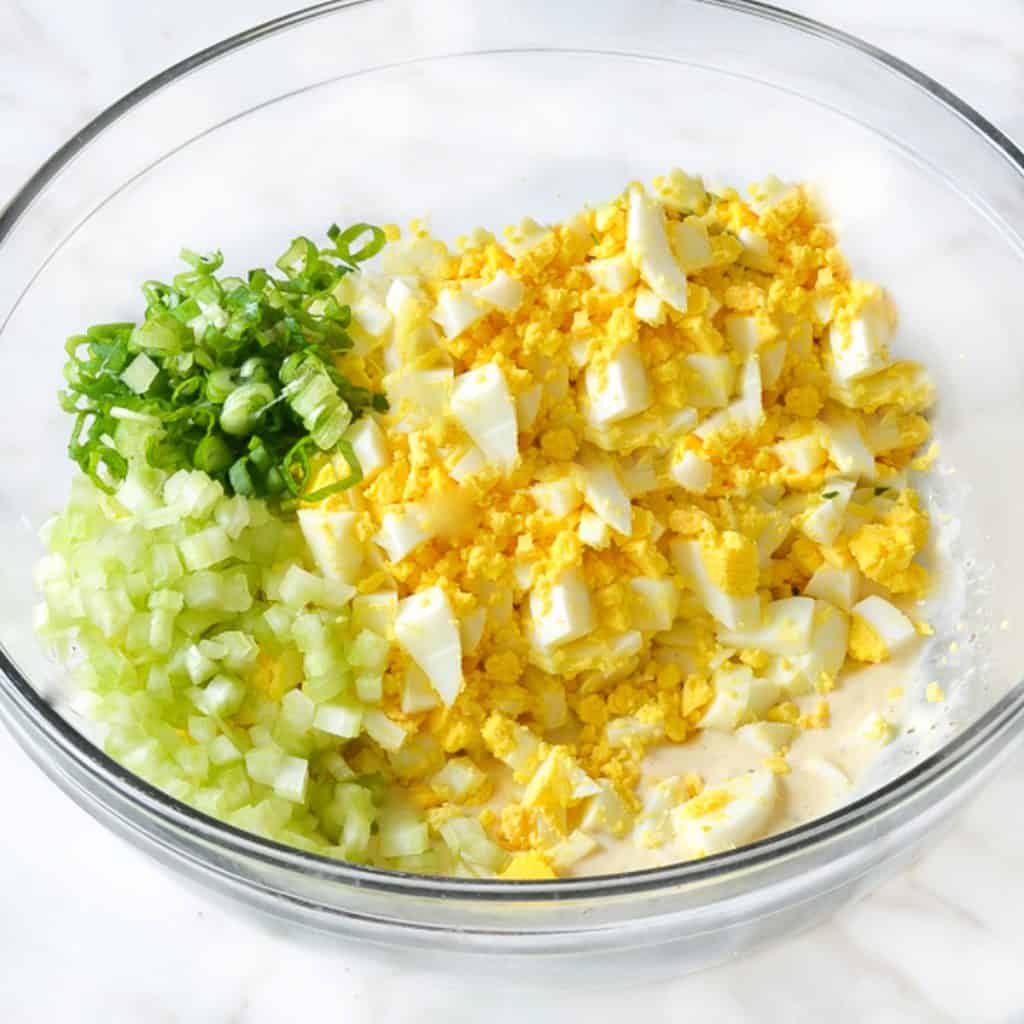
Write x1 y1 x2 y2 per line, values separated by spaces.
3 1 1024 1020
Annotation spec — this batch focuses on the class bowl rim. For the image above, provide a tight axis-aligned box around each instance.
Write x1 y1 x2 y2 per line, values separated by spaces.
2 0 1023 903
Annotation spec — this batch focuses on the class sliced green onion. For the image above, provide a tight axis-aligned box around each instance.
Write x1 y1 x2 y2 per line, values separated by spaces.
330 223 386 265
220 382 275 436
59 223 389 503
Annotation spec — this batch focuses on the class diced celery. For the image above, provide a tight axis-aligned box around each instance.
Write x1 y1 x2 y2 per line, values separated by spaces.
273 756 309 803
148 544 184 586
148 589 184 612
313 701 363 738
355 672 383 703
281 689 316 732
439 817 509 872
164 469 223 519
146 665 173 701
378 808 430 858
209 733 243 766
85 590 134 639
348 630 388 672
318 751 355 781
188 715 217 743
262 605 293 639
121 352 160 394
279 565 327 609
364 710 406 751
182 571 223 609
174 744 210 782
193 674 245 716
245 746 283 786
214 495 251 540
124 613 152 653
303 672 348 705
149 609 176 653
184 645 218 685
179 525 233 572
335 783 376 857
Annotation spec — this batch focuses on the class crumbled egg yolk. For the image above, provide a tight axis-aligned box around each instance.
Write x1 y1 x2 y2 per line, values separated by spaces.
294 172 937 877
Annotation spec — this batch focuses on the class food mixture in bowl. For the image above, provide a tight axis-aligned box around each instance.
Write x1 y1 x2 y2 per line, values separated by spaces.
34 171 939 879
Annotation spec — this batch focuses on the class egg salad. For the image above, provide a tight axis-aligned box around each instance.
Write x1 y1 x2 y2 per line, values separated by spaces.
36 171 937 879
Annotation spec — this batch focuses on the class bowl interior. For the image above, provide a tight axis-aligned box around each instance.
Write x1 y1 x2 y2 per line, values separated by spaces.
1 0 1022 885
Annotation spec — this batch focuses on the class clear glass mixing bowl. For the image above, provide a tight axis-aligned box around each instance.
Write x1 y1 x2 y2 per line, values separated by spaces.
1 0 1023 975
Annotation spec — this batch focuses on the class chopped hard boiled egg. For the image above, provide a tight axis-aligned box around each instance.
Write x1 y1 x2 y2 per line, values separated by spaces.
395 586 463 705
41 169 939 882
450 362 518 470
673 770 777 857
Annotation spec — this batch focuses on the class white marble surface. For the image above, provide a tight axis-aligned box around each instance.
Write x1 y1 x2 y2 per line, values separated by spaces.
2 1 1024 1020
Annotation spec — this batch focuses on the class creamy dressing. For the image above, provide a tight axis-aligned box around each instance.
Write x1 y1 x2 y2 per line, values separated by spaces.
570 652 915 877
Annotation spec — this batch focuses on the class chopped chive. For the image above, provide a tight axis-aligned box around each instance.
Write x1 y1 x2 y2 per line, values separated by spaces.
822 490 838 499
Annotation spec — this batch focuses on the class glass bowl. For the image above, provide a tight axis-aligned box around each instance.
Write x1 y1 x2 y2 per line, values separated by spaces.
1 0 1023 975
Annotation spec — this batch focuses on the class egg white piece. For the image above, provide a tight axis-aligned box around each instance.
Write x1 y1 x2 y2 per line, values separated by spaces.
531 476 582 518
515 384 543 431
719 596 815 656
351 294 393 338
502 217 552 258
529 569 596 650
459 607 487 655
626 184 689 312
297 508 363 583
585 254 639 294
828 293 893 384
684 354 735 409
672 769 778 857
737 227 776 272
767 601 850 696
448 445 488 484
670 450 713 494
374 506 432 563
761 340 788 388
633 777 689 849
671 539 761 631
431 288 486 340
384 278 423 320
700 665 779 731
395 586 463 706
804 564 860 611
695 355 763 441
822 413 875 478
578 510 611 549
737 721 795 754
799 478 856 545
724 314 761 356
634 286 665 325
450 362 519 471
473 270 525 312
579 454 633 537
852 595 917 656
344 416 389 480
669 219 714 272
584 345 652 426
351 591 399 638
401 663 441 714
774 435 827 476
580 779 633 837
629 577 680 632
749 174 798 212
386 367 453 421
